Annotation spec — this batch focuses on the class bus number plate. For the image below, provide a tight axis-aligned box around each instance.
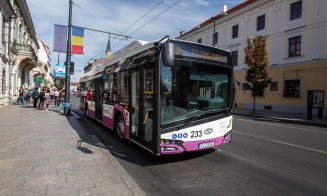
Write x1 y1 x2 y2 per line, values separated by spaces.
198 141 214 149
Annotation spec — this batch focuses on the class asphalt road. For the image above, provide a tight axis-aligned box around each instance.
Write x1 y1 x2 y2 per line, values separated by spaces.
70 96 327 196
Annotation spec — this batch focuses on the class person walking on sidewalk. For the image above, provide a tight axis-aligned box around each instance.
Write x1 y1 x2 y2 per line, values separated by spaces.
54 88 59 106
32 88 39 107
17 88 24 105
45 88 51 111
38 88 45 109
59 89 65 109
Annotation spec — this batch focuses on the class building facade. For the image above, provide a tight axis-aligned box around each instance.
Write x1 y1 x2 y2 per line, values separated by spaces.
178 0 327 114
0 1 14 105
36 39 53 88
0 0 52 106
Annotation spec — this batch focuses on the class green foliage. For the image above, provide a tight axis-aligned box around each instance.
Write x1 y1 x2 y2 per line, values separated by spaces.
244 36 271 92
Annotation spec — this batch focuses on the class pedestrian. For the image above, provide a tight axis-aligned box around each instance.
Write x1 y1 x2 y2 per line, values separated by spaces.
32 88 39 107
59 89 65 109
54 88 59 106
45 88 51 111
50 88 55 101
18 88 24 105
38 88 45 108
86 89 92 100
26 89 31 104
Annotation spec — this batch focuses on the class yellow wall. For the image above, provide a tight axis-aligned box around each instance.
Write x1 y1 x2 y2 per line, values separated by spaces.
235 61 327 110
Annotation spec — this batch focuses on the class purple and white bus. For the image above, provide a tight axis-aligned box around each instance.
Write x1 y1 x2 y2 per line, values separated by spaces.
79 37 233 155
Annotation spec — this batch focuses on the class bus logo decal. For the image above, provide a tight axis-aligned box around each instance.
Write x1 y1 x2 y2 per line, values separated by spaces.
204 128 213 134
183 133 188 138
178 133 183 139
172 134 177 139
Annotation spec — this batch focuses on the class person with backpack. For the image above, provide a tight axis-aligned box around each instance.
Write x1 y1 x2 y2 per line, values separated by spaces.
32 88 39 108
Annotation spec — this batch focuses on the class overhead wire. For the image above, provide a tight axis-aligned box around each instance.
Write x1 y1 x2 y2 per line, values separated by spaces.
72 1 121 34
112 0 182 50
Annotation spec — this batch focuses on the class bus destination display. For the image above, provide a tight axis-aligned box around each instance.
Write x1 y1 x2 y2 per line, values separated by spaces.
174 43 228 63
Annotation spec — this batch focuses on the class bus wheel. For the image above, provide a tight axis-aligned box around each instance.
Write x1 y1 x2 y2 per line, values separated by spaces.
116 115 125 142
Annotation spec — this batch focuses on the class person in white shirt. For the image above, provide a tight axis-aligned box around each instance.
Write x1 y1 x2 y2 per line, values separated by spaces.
54 89 60 106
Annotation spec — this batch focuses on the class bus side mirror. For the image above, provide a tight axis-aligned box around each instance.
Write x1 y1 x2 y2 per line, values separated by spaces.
162 42 174 67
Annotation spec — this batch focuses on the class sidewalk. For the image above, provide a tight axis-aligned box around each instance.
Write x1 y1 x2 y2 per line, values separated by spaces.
233 108 327 127
0 104 146 196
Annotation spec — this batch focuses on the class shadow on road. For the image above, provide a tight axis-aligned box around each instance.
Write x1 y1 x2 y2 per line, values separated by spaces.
70 108 216 166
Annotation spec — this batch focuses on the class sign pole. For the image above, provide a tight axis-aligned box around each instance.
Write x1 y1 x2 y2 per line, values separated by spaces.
64 0 73 116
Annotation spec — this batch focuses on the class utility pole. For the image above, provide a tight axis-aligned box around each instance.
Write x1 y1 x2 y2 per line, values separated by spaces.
64 0 73 116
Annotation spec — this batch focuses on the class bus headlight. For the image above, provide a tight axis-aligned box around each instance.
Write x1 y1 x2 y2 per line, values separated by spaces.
161 139 177 144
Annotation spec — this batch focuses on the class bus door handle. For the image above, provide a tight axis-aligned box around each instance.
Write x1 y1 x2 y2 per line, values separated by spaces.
143 108 153 124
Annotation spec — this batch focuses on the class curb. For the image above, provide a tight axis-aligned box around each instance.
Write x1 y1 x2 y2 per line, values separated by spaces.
66 114 146 196
234 113 327 128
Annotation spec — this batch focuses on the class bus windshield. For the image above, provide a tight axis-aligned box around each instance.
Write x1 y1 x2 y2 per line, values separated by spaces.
160 59 231 128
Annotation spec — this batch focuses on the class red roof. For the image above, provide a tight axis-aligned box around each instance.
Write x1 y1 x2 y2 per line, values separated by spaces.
178 0 258 38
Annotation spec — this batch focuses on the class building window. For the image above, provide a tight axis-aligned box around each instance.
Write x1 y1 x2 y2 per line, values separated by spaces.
257 15 265 31
289 36 301 57
2 18 6 45
270 81 278 91
284 79 300 97
252 89 264 97
197 39 202 43
290 1 302 20
232 25 239 39
213 32 218 45
231 51 238 66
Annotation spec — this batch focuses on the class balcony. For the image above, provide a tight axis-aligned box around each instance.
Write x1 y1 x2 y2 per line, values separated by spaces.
12 41 38 64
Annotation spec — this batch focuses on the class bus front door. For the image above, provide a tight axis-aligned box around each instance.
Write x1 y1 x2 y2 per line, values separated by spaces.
130 65 154 151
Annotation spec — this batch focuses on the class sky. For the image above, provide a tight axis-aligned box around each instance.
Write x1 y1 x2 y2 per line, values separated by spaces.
26 0 244 82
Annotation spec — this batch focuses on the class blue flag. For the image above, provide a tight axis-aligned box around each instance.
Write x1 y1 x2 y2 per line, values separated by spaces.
53 25 67 53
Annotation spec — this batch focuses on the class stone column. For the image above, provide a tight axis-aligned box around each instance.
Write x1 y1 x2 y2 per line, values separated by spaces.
0 62 3 105
4 62 10 105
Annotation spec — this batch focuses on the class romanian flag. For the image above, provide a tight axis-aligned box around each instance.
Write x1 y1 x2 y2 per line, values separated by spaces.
72 27 84 54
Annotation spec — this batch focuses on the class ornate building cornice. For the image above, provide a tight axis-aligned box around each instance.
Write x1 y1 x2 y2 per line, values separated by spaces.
0 0 15 20
14 0 36 38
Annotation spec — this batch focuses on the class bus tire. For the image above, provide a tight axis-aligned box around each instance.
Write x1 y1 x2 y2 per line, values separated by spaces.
115 115 125 142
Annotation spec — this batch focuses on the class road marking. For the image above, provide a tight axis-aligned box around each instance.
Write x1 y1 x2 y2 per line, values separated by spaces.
235 117 327 134
233 131 327 155
71 111 80 119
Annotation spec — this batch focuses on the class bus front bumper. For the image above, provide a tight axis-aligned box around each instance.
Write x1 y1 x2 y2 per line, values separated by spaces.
160 131 231 155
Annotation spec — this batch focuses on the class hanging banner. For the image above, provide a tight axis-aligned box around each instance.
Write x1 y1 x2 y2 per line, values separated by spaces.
72 26 84 54
53 25 67 53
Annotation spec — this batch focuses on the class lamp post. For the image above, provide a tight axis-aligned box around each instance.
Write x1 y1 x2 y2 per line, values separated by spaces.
211 17 216 46
64 0 73 116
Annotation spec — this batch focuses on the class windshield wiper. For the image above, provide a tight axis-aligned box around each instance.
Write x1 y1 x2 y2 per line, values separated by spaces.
177 107 231 130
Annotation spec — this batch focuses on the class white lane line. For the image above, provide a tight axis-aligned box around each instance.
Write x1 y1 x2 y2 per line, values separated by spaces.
235 117 327 134
71 111 80 119
234 131 327 155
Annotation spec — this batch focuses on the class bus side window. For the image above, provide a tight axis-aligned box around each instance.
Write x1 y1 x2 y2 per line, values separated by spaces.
113 72 120 103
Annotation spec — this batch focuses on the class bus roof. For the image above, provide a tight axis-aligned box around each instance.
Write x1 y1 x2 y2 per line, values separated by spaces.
79 38 231 83
79 40 155 83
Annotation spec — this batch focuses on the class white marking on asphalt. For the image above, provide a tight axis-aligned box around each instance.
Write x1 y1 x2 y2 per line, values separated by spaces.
234 131 327 155
235 117 327 134
70 111 80 119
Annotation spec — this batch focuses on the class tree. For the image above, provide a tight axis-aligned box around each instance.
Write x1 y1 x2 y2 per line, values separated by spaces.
244 36 271 114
